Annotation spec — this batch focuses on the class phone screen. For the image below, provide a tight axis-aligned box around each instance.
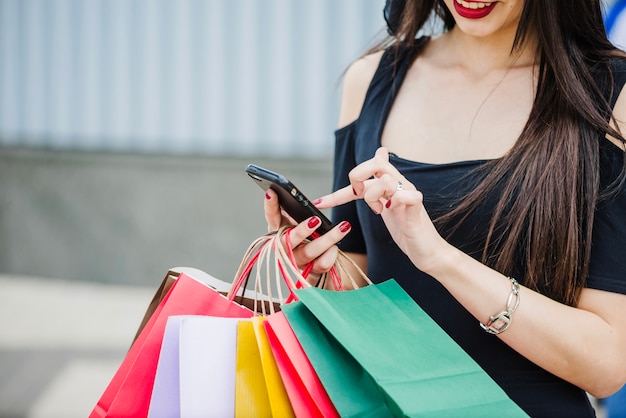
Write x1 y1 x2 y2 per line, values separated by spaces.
246 164 334 235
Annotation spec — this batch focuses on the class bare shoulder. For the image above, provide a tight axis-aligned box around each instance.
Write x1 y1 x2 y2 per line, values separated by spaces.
338 50 385 128
609 78 626 150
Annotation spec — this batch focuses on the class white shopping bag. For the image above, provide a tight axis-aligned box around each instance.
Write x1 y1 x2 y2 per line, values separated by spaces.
148 316 184 418
148 315 240 418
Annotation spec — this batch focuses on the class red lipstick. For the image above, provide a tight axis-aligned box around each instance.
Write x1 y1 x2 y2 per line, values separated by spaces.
453 0 496 19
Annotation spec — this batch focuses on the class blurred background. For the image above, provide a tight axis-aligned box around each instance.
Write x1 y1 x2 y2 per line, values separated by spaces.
0 0 623 416
0 1 385 416
0 0 386 287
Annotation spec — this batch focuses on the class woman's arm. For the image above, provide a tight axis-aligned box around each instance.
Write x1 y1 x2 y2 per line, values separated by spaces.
429 242 626 399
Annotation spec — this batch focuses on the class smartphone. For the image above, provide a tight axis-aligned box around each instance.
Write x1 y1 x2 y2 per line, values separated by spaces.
246 164 334 235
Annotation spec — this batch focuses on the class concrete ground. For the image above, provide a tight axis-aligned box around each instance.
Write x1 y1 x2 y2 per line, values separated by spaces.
0 274 154 418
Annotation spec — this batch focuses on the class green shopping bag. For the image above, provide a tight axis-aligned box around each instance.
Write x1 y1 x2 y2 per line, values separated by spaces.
281 302 395 417
285 279 529 418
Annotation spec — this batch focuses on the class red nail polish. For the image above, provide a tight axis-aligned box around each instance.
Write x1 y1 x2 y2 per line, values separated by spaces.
312 198 322 206
265 192 271 200
308 217 321 228
385 200 392 209
339 221 351 233
352 187 357 196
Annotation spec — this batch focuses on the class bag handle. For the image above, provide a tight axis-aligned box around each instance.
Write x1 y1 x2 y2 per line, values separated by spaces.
275 226 371 289
228 226 372 315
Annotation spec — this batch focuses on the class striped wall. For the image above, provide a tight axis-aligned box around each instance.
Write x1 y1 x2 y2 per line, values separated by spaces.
0 0 385 157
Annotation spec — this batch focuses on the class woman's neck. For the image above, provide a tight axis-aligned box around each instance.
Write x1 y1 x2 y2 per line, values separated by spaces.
433 27 538 76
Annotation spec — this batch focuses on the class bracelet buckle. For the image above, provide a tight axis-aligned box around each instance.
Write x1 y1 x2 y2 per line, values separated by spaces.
479 277 520 335
480 310 513 334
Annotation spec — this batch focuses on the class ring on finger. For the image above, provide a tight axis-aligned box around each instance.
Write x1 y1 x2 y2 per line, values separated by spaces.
396 181 403 192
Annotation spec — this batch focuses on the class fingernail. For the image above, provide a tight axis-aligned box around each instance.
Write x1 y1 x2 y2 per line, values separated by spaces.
265 192 271 200
385 199 392 209
352 187 357 196
308 217 321 229
339 221 351 233
312 198 322 206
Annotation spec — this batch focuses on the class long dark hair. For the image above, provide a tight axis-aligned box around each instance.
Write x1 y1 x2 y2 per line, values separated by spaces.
379 0 626 305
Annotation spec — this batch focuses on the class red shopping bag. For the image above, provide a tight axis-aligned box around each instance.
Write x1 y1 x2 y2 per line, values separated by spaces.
263 312 340 418
89 272 254 418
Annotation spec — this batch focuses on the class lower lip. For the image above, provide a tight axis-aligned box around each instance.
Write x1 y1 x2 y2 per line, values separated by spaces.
453 1 496 19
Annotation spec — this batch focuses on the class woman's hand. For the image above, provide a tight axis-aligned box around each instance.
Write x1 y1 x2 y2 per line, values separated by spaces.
315 147 452 275
263 189 352 280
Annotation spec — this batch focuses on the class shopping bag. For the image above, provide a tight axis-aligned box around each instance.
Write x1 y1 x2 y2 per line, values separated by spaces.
147 316 184 418
251 317 295 418
235 320 272 418
263 312 340 418
90 273 254 418
281 302 396 418
289 279 529 417
178 316 240 417
148 315 241 418
132 269 178 344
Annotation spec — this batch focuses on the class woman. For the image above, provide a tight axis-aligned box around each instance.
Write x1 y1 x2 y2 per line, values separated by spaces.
264 0 626 415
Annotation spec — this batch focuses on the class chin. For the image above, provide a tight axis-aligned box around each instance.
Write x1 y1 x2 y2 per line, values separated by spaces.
452 20 518 41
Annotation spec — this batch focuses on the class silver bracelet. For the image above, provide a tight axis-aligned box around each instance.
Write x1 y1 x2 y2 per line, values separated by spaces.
480 277 520 335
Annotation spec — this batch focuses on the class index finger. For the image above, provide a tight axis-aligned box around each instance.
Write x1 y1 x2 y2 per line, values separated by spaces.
349 147 403 195
313 185 357 209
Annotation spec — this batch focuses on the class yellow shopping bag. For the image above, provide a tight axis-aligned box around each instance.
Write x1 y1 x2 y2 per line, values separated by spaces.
252 317 295 418
235 320 272 417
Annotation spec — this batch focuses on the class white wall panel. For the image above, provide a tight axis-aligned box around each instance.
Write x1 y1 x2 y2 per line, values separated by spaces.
0 0 20 141
0 0 384 157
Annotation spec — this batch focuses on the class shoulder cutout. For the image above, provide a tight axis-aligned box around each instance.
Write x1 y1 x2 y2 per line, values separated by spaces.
337 50 385 129
609 83 626 151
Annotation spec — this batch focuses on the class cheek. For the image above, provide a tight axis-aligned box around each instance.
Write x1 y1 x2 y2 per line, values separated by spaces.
508 1 525 20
